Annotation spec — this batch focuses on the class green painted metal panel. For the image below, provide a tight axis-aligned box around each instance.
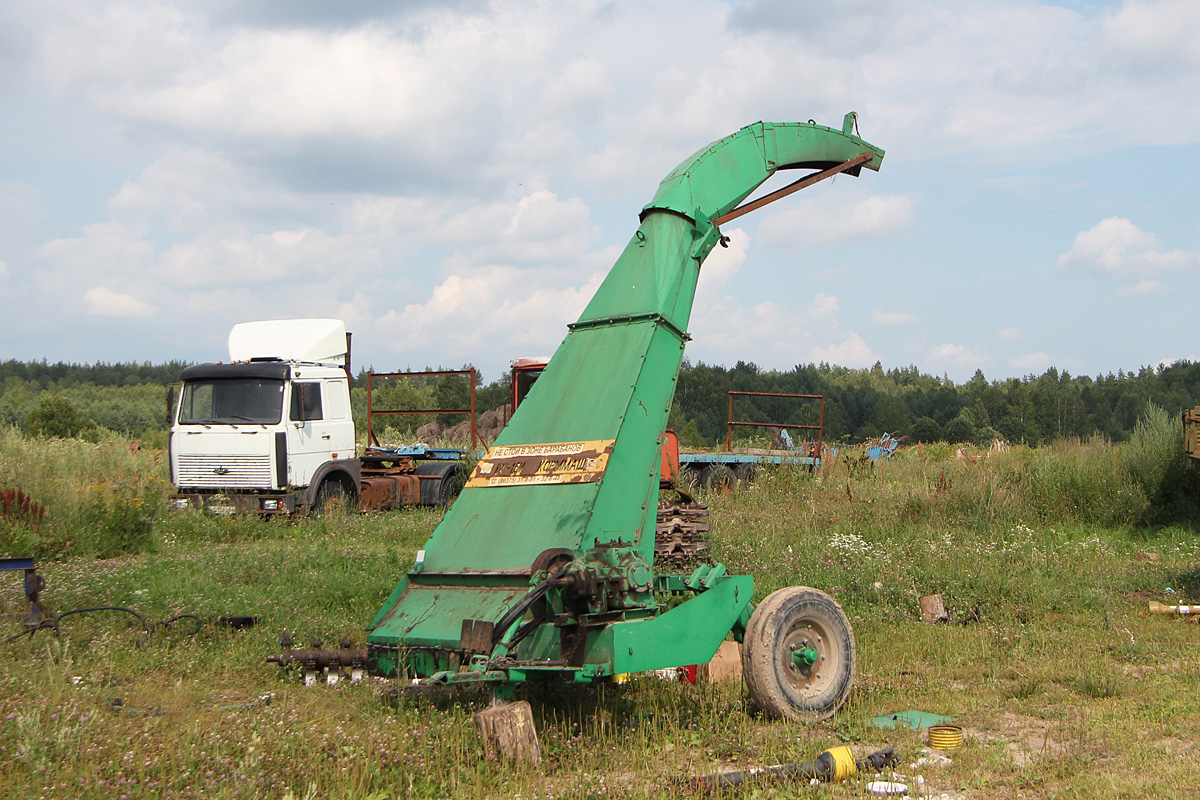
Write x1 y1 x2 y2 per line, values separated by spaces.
369 580 528 649
601 576 754 674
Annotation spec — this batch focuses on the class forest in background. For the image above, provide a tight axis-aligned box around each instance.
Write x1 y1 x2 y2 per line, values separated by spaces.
1 356 1199 449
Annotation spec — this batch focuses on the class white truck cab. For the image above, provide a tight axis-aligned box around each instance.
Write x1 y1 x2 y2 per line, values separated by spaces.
170 319 359 514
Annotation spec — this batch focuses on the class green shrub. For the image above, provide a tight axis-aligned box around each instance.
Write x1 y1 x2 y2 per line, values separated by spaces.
24 394 95 439
1121 401 1199 523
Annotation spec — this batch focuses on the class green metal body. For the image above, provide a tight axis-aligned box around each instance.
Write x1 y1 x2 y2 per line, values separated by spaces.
367 117 883 686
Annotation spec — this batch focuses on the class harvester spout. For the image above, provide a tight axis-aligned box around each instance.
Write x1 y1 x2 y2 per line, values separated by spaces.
644 116 883 224
577 117 884 334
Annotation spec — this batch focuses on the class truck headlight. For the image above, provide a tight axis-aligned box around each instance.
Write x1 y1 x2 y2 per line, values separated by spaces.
169 498 192 511
261 498 280 511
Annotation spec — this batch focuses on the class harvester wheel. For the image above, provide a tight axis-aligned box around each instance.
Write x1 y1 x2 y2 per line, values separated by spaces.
742 586 855 722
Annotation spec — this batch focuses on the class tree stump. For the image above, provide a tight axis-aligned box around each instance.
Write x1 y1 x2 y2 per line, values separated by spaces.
474 700 541 764
919 594 948 623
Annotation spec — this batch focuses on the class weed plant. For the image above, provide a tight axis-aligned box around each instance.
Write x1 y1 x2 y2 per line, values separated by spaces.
0 427 165 559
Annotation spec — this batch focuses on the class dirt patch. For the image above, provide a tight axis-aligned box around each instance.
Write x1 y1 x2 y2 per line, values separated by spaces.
964 711 1068 769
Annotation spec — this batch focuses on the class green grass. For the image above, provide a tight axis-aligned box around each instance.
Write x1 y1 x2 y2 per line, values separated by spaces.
1 430 1199 798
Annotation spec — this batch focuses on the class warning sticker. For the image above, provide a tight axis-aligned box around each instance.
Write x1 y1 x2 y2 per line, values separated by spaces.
465 439 616 488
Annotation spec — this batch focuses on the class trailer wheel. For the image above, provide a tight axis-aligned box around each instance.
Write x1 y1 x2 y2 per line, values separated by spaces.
698 464 734 491
742 586 855 722
732 462 758 484
314 480 354 516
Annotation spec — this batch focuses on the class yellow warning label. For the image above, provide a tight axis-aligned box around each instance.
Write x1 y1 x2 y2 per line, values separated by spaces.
465 439 616 488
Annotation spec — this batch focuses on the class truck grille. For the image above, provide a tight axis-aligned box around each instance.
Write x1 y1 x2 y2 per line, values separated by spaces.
176 454 274 488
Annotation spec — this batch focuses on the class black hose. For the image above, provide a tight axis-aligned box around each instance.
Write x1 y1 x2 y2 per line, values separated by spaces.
7 606 204 641
490 564 570 647
55 606 149 633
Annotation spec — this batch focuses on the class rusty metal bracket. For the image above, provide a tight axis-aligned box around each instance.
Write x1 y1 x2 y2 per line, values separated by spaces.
712 152 875 227
1 557 48 629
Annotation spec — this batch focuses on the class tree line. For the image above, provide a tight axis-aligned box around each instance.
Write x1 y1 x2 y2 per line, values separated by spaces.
1 356 1198 449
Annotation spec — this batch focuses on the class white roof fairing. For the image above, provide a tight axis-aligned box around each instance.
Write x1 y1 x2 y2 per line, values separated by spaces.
228 319 348 365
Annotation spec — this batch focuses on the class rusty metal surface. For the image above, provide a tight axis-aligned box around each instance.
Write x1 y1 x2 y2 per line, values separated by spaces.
712 152 875 226
655 501 712 571
266 648 367 669
1185 408 1200 460
359 475 421 510
1 558 49 628
460 619 495 654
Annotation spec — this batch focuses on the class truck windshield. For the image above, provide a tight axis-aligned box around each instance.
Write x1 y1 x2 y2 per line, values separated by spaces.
178 379 285 425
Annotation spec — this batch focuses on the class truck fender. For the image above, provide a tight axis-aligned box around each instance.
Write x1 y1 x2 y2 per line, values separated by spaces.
302 459 363 510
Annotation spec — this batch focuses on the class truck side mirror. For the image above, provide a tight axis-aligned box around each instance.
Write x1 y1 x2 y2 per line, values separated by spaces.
165 383 178 427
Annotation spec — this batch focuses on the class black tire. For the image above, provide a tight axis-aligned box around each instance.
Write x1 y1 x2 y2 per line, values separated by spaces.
435 474 459 507
742 586 856 722
314 480 354 516
698 464 734 491
732 462 758 484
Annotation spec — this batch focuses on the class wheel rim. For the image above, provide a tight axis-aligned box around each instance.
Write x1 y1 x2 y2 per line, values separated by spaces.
781 616 841 698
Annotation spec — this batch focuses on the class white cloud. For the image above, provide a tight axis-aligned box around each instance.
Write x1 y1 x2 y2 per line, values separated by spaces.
810 332 877 367
807 292 839 318
759 194 914 249
687 290 877 370
38 221 156 296
373 266 606 370
1009 351 1053 372
160 227 365 284
83 286 155 317
1103 0 1200 67
695 227 749 303
871 309 916 325
1118 278 1168 298
1159 356 1200 370
11 0 1200 379
1058 217 1198 278
928 343 985 368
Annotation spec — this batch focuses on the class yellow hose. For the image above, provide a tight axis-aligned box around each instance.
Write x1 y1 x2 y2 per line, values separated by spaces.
824 745 858 781
928 724 963 750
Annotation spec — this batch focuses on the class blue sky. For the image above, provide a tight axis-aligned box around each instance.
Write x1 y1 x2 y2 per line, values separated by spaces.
1 0 1197 384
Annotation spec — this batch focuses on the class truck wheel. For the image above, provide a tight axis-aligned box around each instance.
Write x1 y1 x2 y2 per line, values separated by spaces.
742 586 856 722
314 480 353 516
435 473 459 507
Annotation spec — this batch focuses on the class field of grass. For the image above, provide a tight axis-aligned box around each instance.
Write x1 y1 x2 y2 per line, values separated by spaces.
2 422 1199 799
